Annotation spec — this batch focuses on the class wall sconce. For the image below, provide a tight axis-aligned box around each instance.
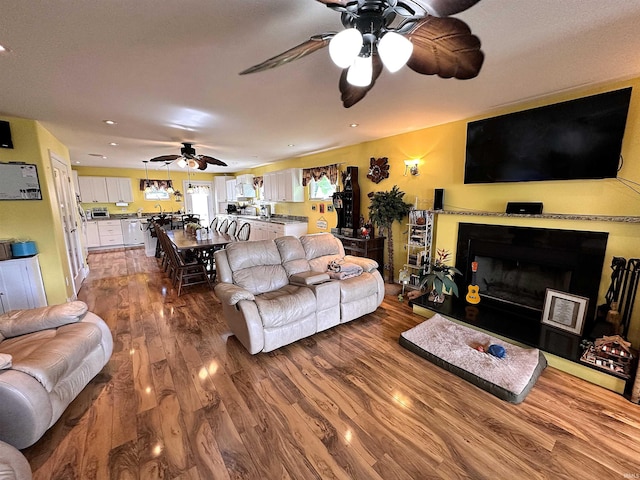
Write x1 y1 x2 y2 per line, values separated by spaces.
404 159 420 176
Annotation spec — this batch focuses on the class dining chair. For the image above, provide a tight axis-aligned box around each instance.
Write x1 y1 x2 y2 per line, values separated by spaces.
163 235 212 296
209 217 219 231
226 220 237 237
236 222 251 241
151 216 172 257
217 218 229 233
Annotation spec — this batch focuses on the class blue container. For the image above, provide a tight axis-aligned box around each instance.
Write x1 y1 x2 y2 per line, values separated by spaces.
11 241 37 257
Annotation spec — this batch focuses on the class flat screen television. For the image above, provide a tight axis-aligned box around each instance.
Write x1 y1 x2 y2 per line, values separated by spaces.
464 87 632 184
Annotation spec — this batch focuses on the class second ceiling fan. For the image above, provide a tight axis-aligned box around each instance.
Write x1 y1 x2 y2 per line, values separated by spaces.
149 142 227 170
240 0 485 108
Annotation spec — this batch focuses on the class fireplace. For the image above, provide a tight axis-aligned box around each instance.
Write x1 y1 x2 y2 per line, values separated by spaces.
455 223 608 336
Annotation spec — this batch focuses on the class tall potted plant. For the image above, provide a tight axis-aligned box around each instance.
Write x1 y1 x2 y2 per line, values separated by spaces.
368 186 413 283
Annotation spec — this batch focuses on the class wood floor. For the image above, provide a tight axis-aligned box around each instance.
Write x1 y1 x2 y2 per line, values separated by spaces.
22 248 640 479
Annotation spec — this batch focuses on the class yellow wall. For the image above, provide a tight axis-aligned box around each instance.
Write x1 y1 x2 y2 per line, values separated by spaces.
72 166 216 216
0 116 75 304
249 77 640 345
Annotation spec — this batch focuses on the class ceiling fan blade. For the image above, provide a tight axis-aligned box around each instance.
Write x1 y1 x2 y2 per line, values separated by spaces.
149 155 180 162
406 16 483 79
339 55 384 108
315 0 349 5
200 155 228 167
239 33 334 75
407 0 481 17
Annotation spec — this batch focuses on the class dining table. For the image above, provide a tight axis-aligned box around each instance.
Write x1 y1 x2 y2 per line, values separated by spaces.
166 229 236 279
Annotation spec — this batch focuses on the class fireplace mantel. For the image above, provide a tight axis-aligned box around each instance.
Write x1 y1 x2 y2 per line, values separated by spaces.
436 210 640 224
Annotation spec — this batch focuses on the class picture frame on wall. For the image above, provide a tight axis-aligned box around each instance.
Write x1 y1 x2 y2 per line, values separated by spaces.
541 288 589 335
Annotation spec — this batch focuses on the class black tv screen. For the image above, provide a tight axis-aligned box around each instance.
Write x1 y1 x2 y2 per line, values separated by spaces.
464 87 632 184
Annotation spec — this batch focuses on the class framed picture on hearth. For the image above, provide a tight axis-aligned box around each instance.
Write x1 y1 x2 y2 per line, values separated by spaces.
541 289 589 335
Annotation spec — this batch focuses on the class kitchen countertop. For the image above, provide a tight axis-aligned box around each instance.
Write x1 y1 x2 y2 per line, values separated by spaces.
232 215 308 225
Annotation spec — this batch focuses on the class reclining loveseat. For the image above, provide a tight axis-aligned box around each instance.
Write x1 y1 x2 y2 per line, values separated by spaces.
214 233 384 354
0 301 113 450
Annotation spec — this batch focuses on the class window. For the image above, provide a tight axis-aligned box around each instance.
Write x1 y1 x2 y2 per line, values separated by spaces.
308 175 336 200
144 190 170 201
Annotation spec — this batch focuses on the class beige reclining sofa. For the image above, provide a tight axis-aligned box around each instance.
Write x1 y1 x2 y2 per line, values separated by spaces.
214 232 384 354
0 301 113 450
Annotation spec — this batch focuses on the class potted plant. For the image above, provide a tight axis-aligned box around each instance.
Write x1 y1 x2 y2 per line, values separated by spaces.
367 185 413 283
418 248 462 304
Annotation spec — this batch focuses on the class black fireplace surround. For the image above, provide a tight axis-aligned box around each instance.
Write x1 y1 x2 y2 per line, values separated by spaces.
414 223 609 363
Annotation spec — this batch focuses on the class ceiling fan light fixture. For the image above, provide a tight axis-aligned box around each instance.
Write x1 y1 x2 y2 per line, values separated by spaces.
347 54 373 87
329 28 363 68
378 31 413 73
176 158 187 168
187 158 198 169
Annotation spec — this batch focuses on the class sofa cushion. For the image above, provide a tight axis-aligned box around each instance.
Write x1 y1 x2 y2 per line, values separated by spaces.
226 240 289 294
254 285 316 329
0 322 103 392
0 353 11 369
275 236 310 276
0 301 88 339
300 233 342 260
339 272 379 303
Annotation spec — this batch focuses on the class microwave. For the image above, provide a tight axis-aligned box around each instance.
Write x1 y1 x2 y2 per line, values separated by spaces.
91 207 110 218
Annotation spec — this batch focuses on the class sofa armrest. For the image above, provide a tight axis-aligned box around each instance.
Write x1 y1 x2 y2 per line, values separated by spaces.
0 301 88 339
214 283 256 306
289 271 331 286
0 440 32 480
344 255 379 273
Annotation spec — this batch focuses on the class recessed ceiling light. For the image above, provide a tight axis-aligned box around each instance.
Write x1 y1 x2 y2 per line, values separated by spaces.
109 142 118 146
75 161 81 164
88 153 107 159
350 123 359 128
287 144 295 147
103 120 116 125
0 44 9 53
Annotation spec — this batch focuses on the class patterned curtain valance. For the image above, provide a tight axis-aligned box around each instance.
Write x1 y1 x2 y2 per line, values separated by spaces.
253 176 264 188
139 179 174 191
301 164 339 187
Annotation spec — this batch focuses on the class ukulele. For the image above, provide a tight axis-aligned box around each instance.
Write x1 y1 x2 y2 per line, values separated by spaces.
465 261 481 304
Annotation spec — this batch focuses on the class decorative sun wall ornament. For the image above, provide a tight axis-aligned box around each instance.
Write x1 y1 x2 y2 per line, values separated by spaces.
367 157 390 184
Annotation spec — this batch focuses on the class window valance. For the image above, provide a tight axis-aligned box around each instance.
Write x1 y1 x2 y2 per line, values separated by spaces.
139 179 174 191
301 164 339 187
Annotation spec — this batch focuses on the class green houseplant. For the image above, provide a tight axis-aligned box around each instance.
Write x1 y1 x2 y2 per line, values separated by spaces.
367 185 413 283
418 248 462 303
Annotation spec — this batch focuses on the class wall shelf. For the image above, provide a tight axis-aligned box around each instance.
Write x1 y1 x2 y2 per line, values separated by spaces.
436 210 640 224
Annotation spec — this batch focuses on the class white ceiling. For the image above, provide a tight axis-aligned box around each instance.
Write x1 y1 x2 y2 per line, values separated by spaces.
1 0 640 174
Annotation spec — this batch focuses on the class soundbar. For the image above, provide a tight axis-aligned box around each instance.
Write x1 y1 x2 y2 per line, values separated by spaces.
506 202 543 215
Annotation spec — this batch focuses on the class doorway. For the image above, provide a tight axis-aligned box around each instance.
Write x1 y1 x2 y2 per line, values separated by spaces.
183 180 215 227
50 152 85 296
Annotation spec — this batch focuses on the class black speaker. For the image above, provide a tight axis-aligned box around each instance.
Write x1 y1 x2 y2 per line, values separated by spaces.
0 120 13 149
433 188 444 211
506 202 543 214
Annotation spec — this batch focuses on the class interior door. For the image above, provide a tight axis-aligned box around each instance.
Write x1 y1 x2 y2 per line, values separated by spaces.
183 180 215 227
50 152 85 295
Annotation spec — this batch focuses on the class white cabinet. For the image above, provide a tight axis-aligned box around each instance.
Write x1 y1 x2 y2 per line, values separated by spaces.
106 177 133 203
226 178 237 202
78 176 109 203
262 169 303 202
214 176 227 203
246 219 308 241
97 220 124 247
86 221 101 248
0 255 47 314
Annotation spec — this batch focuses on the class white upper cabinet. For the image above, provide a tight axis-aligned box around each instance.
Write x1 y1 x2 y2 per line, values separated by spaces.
106 177 133 203
78 176 109 203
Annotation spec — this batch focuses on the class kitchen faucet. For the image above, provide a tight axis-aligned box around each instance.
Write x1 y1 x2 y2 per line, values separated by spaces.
154 204 163 214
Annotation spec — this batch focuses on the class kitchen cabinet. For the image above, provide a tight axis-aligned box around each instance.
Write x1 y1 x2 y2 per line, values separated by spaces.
226 178 237 202
78 176 109 203
86 221 101 248
106 177 133 203
244 219 308 241
262 168 303 202
0 255 47 314
97 220 124 247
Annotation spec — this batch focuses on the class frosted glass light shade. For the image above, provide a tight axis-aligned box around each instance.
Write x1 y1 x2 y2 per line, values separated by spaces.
329 28 363 68
378 32 413 73
347 55 373 87
177 158 187 168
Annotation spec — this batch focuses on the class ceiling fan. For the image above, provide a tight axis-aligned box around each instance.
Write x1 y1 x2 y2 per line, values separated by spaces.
240 0 484 108
149 142 227 170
